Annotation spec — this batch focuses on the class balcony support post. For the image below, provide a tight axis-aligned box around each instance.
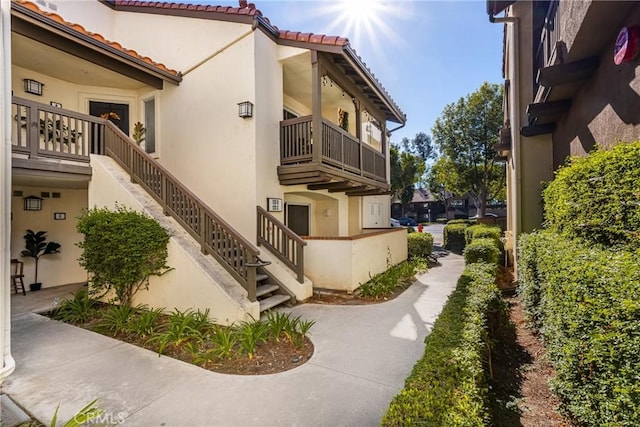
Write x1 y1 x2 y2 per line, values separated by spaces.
311 50 323 164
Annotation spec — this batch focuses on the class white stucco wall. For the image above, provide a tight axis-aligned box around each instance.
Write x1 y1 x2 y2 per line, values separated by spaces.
304 229 407 292
50 1 117 39
10 186 87 288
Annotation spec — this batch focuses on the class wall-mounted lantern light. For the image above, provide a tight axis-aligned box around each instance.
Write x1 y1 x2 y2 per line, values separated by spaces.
24 79 44 96
238 101 254 118
23 195 43 211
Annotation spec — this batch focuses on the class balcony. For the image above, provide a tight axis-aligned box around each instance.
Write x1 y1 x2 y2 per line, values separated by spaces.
278 116 388 194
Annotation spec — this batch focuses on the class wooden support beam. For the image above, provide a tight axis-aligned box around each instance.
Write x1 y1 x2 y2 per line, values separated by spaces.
343 185 370 195
527 99 572 118
307 181 352 191
520 123 555 137
537 56 599 87
346 189 390 197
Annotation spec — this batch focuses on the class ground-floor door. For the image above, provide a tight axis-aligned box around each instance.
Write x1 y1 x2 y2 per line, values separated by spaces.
287 204 310 236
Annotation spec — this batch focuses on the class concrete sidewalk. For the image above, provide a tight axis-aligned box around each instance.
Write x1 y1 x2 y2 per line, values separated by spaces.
2 252 463 427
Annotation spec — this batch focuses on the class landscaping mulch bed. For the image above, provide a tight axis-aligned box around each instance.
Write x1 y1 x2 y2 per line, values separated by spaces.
49 307 314 376
307 286 409 305
489 267 569 427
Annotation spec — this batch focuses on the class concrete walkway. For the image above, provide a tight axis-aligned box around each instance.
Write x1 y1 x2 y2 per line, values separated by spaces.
2 251 463 426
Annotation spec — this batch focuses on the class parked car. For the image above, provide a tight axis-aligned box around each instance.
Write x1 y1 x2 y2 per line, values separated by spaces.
397 217 417 226
390 218 401 228
470 212 499 219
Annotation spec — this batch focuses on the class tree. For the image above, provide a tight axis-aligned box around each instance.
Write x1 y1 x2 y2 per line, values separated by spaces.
390 144 426 215
76 206 172 306
431 82 505 217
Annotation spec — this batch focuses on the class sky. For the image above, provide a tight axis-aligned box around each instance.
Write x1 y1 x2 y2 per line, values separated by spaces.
248 0 504 145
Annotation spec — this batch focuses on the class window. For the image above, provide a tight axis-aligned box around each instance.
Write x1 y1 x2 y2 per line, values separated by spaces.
283 109 298 120
144 98 156 154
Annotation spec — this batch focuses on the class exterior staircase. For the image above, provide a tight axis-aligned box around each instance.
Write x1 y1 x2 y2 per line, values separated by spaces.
256 266 295 312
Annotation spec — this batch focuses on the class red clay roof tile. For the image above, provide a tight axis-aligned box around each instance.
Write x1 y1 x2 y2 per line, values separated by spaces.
13 0 179 78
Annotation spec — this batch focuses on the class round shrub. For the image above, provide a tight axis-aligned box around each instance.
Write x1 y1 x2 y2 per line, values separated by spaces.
444 223 468 254
543 141 640 249
408 233 434 258
463 238 500 265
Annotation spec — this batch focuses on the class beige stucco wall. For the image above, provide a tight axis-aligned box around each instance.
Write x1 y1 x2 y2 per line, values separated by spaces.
89 155 257 325
10 186 87 288
156 24 258 240
304 229 407 292
554 4 640 165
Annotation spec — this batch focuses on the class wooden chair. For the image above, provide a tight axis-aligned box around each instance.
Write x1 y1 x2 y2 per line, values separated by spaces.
10 258 26 296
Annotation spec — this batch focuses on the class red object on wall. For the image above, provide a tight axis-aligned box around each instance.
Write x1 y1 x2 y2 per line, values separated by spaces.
614 25 640 65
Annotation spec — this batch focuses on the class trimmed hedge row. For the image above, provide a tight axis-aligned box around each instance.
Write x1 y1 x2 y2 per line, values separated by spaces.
463 225 503 266
383 263 506 426
407 232 434 259
444 223 468 254
543 141 640 249
517 230 640 425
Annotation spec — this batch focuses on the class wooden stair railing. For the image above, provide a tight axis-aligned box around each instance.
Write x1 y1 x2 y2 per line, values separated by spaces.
103 122 262 301
257 206 306 283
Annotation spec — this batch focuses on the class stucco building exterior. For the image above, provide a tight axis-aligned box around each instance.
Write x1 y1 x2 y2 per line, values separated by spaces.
1 0 409 380
487 0 640 269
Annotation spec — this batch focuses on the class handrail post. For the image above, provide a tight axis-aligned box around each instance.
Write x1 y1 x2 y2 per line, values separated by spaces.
246 256 257 302
297 241 304 283
28 105 38 159
311 51 323 164
199 207 207 254
161 175 168 215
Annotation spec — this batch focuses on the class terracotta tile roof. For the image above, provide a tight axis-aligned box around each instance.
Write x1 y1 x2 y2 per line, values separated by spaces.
279 30 349 47
112 0 262 16
13 0 180 78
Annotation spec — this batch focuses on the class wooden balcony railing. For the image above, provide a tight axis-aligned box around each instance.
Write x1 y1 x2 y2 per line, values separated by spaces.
12 96 103 162
103 123 262 301
11 97 263 302
534 0 559 95
280 116 386 182
257 206 306 283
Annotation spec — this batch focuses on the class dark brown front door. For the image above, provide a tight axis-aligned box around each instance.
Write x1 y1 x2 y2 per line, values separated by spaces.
287 204 310 236
89 102 130 134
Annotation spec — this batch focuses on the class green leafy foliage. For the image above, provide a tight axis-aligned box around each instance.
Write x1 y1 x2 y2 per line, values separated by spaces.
464 224 502 246
517 231 640 425
76 206 171 306
383 263 506 426
443 223 469 254
50 399 103 427
543 141 640 249
21 229 61 285
128 306 164 338
358 259 422 299
146 308 206 355
407 233 434 259
463 238 501 266
97 304 137 334
391 144 427 213
52 288 96 324
431 82 505 216
236 317 268 359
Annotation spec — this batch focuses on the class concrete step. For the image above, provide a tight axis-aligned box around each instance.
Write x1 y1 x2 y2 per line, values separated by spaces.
256 273 268 283
259 294 291 312
256 283 279 298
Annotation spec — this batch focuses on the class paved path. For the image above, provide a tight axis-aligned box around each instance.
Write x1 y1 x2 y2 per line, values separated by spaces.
3 251 463 427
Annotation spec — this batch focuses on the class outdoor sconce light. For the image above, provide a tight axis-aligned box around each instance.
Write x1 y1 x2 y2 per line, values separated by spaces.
24 79 44 96
23 195 43 211
238 101 254 118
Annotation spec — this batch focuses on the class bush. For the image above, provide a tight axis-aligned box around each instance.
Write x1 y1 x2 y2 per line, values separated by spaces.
76 206 172 306
463 238 501 266
447 219 475 225
517 230 640 425
407 233 434 258
543 141 640 249
383 263 505 426
465 224 502 247
444 223 468 253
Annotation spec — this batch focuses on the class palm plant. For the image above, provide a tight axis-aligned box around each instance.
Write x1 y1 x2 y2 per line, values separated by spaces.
21 229 61 287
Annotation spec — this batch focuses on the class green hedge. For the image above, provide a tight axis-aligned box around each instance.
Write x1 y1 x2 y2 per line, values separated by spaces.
543 141 640 249
464 224 502 247
517 230 640 425
383 263 505 426
447 219 475 225
444 223 468 254
407 233 434 259
464 238 501 266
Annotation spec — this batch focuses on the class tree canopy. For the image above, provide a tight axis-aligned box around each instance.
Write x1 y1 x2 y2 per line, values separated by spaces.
430 82 505 216
390 132 434 214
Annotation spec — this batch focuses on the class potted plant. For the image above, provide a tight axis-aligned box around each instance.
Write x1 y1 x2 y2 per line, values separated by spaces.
21 229 61 291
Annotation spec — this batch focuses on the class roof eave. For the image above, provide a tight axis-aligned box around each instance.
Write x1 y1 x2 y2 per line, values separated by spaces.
12 1 182 85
